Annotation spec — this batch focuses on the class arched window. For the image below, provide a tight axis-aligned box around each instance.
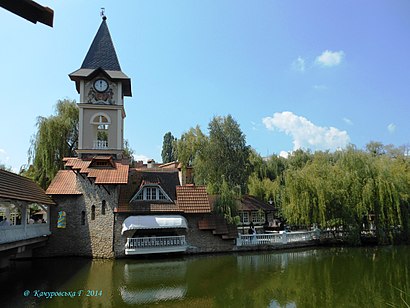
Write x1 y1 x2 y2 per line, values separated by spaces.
81 211 86 225
91 205 96 220
102 200 106 215
90 113 111 149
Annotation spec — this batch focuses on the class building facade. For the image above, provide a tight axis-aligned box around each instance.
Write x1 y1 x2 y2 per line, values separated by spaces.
44 17 238 258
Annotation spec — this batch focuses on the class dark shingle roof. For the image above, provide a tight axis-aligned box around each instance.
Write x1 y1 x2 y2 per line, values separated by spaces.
81 18 121 71
118 169 181 213
238 195 276 211
0 169 55 205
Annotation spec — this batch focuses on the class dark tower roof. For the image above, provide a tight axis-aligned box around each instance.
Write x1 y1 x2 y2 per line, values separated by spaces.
81 17 121 71
69 17 132 97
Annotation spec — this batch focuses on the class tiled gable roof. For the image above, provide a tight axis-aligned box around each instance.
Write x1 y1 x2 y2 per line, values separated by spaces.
81 18 121 71
46 170 82 195
0 169 55 205
176 185 211 213
63 157 129 184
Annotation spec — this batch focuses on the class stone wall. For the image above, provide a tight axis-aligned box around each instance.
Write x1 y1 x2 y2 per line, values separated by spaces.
35 173 118 258
113 213 128 258
185 214 236 254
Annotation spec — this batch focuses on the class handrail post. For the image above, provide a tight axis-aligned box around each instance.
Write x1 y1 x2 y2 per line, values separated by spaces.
282 231 288 244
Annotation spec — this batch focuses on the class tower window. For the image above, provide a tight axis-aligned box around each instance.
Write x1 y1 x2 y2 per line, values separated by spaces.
91 205 96 220
102 200 106 215
91 114 111 149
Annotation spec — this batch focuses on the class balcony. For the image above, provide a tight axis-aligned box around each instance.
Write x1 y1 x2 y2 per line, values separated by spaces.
93 140 108 149
125 236 187 255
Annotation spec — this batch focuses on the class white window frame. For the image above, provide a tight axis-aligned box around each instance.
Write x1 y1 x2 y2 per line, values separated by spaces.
239 211 249 224
131 185 172 202
251 211 265 224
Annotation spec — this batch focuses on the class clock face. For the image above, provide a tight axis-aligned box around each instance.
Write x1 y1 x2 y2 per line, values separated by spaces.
94 79 109 92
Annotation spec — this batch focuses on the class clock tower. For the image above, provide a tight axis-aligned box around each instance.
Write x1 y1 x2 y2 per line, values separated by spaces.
69 16 131 159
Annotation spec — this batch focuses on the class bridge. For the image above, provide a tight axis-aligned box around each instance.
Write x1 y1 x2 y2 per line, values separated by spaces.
0 169 55 269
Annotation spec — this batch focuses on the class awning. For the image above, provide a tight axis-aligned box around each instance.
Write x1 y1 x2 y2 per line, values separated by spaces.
122 215 188 234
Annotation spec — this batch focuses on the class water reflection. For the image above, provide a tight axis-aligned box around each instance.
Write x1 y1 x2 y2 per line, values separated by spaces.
2 246 409 307
121 261 187 305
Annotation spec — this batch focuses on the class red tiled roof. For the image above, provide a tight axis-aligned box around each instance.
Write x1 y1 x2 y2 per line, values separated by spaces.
63 157 129 184
176 185 211 213
0 169 55 205
46 170 82 195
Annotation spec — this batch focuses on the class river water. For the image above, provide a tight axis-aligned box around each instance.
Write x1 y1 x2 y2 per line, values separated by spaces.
1 246 409 307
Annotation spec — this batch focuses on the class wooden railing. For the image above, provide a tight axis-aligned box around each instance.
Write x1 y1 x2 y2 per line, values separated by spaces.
125 236 186 250
237 230 319 246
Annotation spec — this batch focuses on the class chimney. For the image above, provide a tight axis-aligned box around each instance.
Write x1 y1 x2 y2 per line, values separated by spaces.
147 159 155 169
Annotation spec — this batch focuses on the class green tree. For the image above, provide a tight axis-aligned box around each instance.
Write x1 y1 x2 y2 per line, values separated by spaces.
197 115 250 194
213 178 240 225
25 99 79 189
161 132 177 163
176 126 208 169
365 141 385 156
123 139 135 162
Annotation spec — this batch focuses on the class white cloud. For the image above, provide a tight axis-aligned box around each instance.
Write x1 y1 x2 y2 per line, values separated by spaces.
262 111 350 151
0 148 10 163
292 56 306 72
313 84 327 90
133 154 151 163
315 50 344 67
387 123 396 133
343 117 353 126
279 151 289 159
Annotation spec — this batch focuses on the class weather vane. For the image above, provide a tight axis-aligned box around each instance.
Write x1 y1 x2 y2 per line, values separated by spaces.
101 8 106 20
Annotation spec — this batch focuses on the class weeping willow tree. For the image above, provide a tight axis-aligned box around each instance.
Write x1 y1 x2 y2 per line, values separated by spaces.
279 148 409 244
248 146 410 244
213 178 240 225
25 99 78 189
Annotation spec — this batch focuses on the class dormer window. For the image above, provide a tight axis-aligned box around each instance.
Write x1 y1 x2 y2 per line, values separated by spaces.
132 185 171 202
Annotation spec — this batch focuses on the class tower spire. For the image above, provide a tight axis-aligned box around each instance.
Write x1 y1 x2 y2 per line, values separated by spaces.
100 7 106 20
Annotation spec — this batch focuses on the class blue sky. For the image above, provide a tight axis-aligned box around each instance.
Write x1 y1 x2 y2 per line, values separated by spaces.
1 1 409 172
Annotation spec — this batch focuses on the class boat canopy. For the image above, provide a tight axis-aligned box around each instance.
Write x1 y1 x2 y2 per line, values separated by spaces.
121 215 188 234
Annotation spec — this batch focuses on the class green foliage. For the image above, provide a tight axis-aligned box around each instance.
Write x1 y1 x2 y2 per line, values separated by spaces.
176 125 208 169
123 139 135 162
246 144 409 244
25 99 79 189
161 132 177 163
198 115 251 193
213 178 240 225
176 116 250 194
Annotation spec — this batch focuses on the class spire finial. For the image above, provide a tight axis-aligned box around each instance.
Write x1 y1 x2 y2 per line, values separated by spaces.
101 8 106 20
